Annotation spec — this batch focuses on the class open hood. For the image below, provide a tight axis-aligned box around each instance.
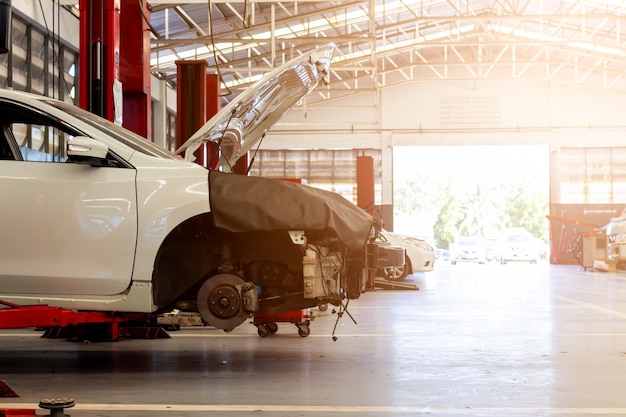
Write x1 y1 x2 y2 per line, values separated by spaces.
176 44 336 171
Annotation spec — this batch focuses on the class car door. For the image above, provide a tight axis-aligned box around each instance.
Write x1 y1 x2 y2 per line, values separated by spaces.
0 100 138 296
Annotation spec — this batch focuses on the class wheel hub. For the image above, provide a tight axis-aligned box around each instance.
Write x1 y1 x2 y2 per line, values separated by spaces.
197 273 250 330
207 284 241 319
197 274 258 330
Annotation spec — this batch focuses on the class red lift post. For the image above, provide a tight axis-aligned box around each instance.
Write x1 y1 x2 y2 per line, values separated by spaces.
205 73 222 169
357 154 378 290
79 0 152 138
176 60 209 166
119 0 151 138
176 66 231 169
78 0 120 121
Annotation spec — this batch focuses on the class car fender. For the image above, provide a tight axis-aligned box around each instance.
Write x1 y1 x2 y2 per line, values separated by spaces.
130 154 211 283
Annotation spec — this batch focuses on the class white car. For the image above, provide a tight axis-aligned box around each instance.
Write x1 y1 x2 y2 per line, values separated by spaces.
498 229 541 264
0 44 404 332
378 230 435 281
605 208 626 262
450 237 487 265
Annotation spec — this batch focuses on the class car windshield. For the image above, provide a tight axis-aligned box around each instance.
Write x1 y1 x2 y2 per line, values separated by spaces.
457 237 480 245
507 234 532 242
42 99 177 160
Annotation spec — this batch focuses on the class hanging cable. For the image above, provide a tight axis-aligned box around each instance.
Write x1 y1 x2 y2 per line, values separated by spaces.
207 107 238 171
207 0 232 97
245 132 265 174
37 0 73 99
136 0 159 38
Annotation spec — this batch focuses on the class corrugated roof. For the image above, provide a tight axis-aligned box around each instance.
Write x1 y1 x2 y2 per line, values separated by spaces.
146 0 626 105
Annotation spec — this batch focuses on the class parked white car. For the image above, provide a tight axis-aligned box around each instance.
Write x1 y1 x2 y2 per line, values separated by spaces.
450 237 487 265
378 230 435 281
498 229 541 264
606 208 626 262
0 44 404 332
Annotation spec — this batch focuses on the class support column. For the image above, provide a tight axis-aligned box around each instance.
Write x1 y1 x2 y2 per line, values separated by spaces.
380 131 394 230
204 73 221 169
119 0 151 139
357 154 377 291
357 154 375 216
78 0 121 122
176 60 206 162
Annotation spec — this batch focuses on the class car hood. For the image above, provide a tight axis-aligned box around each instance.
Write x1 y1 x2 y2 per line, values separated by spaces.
176 44 336 171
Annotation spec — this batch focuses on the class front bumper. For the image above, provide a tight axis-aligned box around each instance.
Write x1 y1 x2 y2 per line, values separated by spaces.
366 241 406 269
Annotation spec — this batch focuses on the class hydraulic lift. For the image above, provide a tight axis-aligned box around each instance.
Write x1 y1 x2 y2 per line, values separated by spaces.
0 300 168 341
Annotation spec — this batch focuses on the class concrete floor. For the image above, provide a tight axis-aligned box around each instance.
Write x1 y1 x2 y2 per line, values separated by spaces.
1 262 626 416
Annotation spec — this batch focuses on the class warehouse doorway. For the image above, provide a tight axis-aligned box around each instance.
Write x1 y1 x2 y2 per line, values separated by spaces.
392 145 550 252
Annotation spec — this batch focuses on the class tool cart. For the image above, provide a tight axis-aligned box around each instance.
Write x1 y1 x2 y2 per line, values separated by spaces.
253 308 313 337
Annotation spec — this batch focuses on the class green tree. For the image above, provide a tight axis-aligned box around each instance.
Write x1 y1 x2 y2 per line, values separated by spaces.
432 185 463 249
393 164 549 247
455 183 505 238
393 174 439 215
502 178 549 241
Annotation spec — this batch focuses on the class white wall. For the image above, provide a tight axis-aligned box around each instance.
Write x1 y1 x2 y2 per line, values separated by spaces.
262 78 626 209
264 78 626 149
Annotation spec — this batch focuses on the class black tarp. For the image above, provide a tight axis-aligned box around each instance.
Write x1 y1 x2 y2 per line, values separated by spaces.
208 170 374 252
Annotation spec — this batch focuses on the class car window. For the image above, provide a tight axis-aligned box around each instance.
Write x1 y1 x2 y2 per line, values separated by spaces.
41 99 177 160
0 99 79 163
458 237 479 245
11 122 70 162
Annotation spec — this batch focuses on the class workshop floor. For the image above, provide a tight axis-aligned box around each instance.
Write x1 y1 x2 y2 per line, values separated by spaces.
1 261 626 417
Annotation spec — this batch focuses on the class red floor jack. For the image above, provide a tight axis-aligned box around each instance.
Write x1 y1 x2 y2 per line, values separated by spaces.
253 308 313 337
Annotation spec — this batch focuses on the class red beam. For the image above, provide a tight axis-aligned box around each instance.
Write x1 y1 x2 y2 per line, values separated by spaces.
78 0 120 121
0 301 133 329
176 60 207 165
357 155 375 215
120 0 151 139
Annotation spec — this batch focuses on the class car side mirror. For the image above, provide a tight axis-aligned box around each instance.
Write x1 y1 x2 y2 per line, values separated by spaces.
67 136 109 164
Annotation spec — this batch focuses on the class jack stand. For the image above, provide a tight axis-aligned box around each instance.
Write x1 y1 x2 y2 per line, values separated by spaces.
38 399 74 417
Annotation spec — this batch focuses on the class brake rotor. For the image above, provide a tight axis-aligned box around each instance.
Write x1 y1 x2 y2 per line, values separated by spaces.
197 273 247 330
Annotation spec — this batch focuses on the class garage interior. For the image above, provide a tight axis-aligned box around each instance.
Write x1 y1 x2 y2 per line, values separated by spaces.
3 0 626 416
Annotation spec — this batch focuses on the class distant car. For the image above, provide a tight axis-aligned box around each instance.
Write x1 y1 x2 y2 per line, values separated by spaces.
499 230 541 264
605 208 626 262
482 239 500 262
378 230 435 281
450 237 487 265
